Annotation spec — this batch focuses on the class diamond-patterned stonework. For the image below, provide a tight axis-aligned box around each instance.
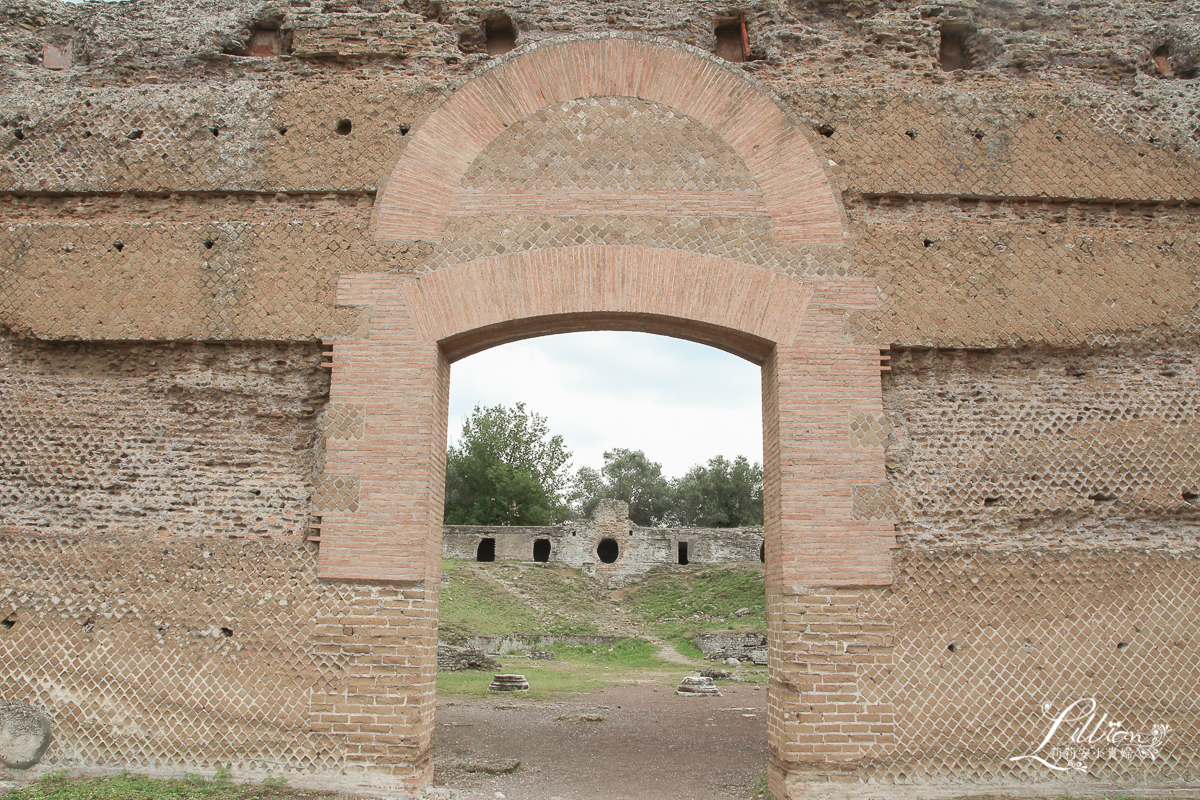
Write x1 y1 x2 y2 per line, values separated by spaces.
852 483 898 521
455 97 763 196
849 411 890 449
321 404 365 441
806 90 1200 203
885 346 1200 548
849 207 1200 349
0 81 429 194
311 475 359 514
0 337 326 538
857 549 1200 785
0 533 436 782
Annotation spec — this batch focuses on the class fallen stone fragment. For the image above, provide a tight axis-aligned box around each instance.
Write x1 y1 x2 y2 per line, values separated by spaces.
676 675 722 696
0 702 52 769
437 757 521 775
487 674 530 692
437 644 501 672
555 713 605 723
699 668 733 679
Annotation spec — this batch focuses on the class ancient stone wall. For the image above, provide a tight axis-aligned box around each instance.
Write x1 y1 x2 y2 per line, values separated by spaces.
884 346 1200 549
0 336 327 537
1 0 1199 797
0 534 438 792
769 549 1200 797
443 499 765 582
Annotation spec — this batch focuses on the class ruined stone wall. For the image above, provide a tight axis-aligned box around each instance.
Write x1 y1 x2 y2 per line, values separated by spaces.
443 499 764 580
1 0 1199 796
0 527 438 792
769 550 1200 796
1 2 1199 348
0 336 443 790
0 336 327 537
884 346 1200 549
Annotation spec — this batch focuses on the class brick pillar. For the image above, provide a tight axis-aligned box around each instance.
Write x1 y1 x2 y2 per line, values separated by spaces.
762 290 897 799
765 307 894 590
316 276 449 585
311 275 447 790
310 585 439 788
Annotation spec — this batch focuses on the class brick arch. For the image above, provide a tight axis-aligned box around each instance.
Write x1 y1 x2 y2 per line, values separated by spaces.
315 245 894 791
320 245 888 587
375 36 844 246
397 246 813 361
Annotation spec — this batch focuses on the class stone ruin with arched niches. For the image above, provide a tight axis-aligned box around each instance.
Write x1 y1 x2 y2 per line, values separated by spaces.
443 499 765 584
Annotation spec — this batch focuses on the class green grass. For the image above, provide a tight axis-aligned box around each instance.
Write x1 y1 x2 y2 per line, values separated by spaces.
746 770 769 800
618 563 766 653
436 560 766 698
438 559 541 641
549 637 664 668
718 669 769 684
2 770 1171 800
621 563 766 624
1 773 332 800
438 559 604 643
436 638 677 698
500 563 603 631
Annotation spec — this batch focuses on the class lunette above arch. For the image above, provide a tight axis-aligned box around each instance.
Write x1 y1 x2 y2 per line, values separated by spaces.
375 35 844 247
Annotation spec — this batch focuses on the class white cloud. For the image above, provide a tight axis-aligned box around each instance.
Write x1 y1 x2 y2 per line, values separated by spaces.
447 331 762 478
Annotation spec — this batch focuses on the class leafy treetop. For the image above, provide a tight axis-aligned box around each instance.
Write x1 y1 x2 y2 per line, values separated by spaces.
444 402 572 526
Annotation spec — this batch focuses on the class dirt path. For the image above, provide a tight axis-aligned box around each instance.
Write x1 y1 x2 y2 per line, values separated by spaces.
429 682 767 800
644 635 699 665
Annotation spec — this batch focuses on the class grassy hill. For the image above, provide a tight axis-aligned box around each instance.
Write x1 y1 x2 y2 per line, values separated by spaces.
437 559 767 697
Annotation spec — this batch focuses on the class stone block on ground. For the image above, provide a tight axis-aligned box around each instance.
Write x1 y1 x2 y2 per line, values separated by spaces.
438 644 501 672
0 702 52 769
676 675 721 696
487 674 529 692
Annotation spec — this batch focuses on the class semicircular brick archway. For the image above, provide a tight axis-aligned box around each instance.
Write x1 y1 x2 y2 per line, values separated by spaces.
397 246 814 360
318 245 889 588
313 243 894 793
375 35 844 247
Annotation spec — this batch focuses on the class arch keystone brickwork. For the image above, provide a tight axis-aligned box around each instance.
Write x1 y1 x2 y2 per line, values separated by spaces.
375 36 844 247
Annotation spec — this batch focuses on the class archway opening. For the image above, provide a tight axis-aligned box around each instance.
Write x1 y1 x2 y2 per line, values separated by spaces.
596 538 620 564
476 537 496 562
309 34 892 797
435 329 768 798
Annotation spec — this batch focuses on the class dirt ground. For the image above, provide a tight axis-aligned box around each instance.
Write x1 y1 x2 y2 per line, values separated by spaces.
428 682 768 800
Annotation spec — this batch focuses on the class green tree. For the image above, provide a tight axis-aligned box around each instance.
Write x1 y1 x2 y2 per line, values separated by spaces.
570 448 674 526
444 403 572 526
671 455 763 528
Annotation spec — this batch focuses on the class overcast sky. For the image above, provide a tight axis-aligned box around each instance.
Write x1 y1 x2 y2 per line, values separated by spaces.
447 331 763 479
